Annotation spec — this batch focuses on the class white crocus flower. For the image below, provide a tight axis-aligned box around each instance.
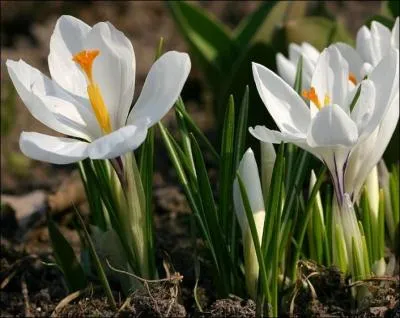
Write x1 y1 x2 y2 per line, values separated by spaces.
250 45 399 204
276 42 320 90
233 148 265 299
6 15 191 164
337 17 399 79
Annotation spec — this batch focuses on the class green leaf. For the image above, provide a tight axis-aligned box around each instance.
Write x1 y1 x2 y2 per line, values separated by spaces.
175 101 220 162
388 0 400 18
233 86 250 170
47 217 87 292
167 1 234 89
74 208 117 310
219 96 235 234
365 14 396 29
234 1 278 47
284 17 353 49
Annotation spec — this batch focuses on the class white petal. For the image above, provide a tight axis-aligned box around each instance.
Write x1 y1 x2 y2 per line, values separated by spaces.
349 79 376 137
249 125 305 144
233 148 265 233
48 15 91 97
311 46 349 116
307 104 358 148
346 93 399 198
288 43 302 63
335 43 364 81
85 22 136 129
6 59 99 140
252 62 310 134
128 51 191 128
276 53 296 88
391 17 399 49
370 21 391 63
87 124 148 159
301 42 320 64
366 49 399 132
20 132 88 164
249 125 319 160
357 26 375 65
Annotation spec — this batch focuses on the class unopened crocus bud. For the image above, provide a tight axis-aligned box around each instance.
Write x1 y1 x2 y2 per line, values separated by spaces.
233 148 265 299
365 165 379 220
260 141 276 200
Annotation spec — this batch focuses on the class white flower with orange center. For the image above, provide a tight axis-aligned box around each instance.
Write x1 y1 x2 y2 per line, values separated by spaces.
337 17 399 79
6 15 191 164
250 45 399 203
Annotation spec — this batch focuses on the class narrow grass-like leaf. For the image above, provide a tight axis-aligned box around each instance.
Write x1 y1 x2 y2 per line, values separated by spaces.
233 86 249 170
219 96 235 234
292 167 327 270
234 1 277 47
191 134 232 294
48 217 87 292
175 101 220 162
74 208 117 310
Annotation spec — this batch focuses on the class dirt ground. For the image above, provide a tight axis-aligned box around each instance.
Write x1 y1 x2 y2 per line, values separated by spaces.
2 1 398 317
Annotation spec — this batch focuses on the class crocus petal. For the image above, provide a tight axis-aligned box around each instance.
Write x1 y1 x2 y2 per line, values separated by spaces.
335 42 364 81
85 22 136 129
370 21 391 63
288 43 302 63
87 124 148 159
349 79 376 137
127 51 191 128
48 15 91 98
392 17 399 49
233 148 265 233
276 53 296 88
6 59 99 140
301 42 320 64
365 49 399 134
357 26 375 65
347 93 399 198
20 132 88 164
307 104 358 148
252 62 310 134
250 125 319 160
311 46 349 116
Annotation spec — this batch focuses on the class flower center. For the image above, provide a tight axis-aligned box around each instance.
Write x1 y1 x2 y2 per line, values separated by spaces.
348 72 357 85
302 87 330 110
72 50 112 134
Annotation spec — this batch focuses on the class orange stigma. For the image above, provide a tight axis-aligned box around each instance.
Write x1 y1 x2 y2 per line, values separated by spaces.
72 50 100 83
348 72 357 85
72 49 112 134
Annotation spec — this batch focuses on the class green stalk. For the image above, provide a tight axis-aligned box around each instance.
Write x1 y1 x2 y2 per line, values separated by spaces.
74 208 117 310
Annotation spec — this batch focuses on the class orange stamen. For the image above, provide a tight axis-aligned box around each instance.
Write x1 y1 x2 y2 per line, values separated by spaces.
302 87 321 109
72 49 112 134
348 72 357 85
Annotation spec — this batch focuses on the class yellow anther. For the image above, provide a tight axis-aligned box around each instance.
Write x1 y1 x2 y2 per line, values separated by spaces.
348 72 357 85
72 50 112 134
324 94 331 107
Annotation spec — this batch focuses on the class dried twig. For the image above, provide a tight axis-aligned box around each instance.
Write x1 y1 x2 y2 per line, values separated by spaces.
347 276 399 288
106 259 183 283
21 274 32 317
1 255 40 289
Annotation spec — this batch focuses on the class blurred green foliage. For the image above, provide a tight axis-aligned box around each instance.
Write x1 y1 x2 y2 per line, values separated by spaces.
167 1 353 141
